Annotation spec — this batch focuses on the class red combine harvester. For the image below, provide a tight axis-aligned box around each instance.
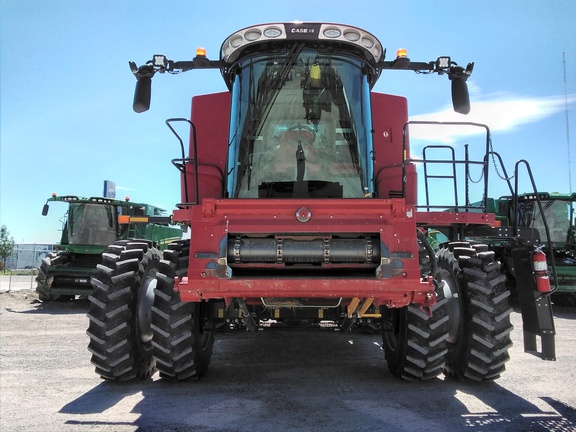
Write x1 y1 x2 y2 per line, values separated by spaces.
87 22 555 383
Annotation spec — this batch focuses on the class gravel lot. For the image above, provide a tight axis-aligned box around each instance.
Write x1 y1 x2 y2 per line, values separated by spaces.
1 286 576 432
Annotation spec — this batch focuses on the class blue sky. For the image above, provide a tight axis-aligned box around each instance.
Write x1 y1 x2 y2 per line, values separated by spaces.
1 0 575 244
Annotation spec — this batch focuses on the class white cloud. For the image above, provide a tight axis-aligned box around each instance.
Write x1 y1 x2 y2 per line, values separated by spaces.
409 90 575 144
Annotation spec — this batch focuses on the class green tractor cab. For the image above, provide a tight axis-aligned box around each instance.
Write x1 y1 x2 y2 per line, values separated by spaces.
36 194 182 301
495 193 576 305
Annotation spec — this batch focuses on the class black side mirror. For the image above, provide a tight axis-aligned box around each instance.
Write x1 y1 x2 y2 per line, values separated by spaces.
133 77 152 113
42 204 49 216
451 78 470 115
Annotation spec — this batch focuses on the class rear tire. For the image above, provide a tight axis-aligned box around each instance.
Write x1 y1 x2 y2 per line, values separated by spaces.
86 240 161 381
36 252 69 302
380 234 450 381
437 243 513 381
151 240 215 381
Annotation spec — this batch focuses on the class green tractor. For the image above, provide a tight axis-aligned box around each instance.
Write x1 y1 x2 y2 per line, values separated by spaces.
36 194 182 301
492 192 576 306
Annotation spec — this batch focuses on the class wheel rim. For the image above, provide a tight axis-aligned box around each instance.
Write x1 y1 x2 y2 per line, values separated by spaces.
138 270 157 344
441 271 461 345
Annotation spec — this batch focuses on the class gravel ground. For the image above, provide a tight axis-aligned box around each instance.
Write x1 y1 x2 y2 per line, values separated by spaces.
1 288 576 432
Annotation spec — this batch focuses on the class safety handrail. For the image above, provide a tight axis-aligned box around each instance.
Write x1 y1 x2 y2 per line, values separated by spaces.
166 118 198 208
513 160 558 294
402 121 491 213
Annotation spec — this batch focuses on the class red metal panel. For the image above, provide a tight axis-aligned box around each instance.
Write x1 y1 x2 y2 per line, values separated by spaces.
371 92 417 204
173 198 432 305
180 92 230 203
176 276 434 308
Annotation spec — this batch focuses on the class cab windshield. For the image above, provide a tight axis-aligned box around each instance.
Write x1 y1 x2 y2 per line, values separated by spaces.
66 203 117 246
226 47 374 198
520 199 575 245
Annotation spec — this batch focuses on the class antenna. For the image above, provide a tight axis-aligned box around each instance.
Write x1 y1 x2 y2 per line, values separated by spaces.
564 51 572 192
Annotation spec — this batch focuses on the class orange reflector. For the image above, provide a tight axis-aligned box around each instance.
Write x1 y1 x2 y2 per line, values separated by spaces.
196 47 207 57
396 48 407 58
118 215 130 224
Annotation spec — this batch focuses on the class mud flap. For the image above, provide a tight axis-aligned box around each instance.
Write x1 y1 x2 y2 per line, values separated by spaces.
511 246 556 360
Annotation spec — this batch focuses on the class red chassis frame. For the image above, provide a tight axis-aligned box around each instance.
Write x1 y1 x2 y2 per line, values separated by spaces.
172 197 436 309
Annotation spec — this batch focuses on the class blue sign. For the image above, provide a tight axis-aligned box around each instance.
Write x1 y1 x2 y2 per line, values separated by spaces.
103 180 116 198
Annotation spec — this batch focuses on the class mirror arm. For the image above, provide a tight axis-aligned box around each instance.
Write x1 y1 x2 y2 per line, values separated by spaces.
129 56 227 113
129 57 227 78
378 58 474 78
172 58 227 71
129 63 155 79
447 62 475 82
378 57 473 115
378 60 436 71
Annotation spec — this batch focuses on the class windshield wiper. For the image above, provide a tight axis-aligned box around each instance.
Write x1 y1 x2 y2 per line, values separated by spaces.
245 42 305 191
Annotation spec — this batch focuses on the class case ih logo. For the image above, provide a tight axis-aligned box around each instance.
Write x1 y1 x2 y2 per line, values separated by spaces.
291 27 315 34
286 23 321 39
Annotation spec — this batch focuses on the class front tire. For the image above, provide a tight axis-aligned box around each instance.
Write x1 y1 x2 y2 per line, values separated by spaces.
380 234 450 381
151 240 215 381
437 243 513 381
86 240 161 381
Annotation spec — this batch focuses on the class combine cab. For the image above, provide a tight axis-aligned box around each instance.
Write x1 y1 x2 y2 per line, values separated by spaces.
86 22 555 383
37 194 181 301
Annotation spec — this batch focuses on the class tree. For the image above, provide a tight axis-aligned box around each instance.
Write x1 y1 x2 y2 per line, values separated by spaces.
0 225 15 272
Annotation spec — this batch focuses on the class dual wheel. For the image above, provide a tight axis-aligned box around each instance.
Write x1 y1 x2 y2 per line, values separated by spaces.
86 239 214 381
381 241 513 382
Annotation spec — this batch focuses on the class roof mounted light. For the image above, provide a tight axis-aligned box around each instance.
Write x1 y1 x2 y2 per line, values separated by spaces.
244 29 262 41
323 27 342 38
263 26 282 38
343 30 361 42
195 47 207 57
361 36 375 48
230 36 243 48
392 48 410 68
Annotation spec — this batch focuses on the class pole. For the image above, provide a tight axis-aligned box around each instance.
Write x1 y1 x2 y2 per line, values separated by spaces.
563 52 572 193
31 243 36 289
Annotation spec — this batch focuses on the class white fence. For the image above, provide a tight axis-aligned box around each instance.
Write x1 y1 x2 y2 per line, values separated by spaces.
0 274 36 292
4 244 53 271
